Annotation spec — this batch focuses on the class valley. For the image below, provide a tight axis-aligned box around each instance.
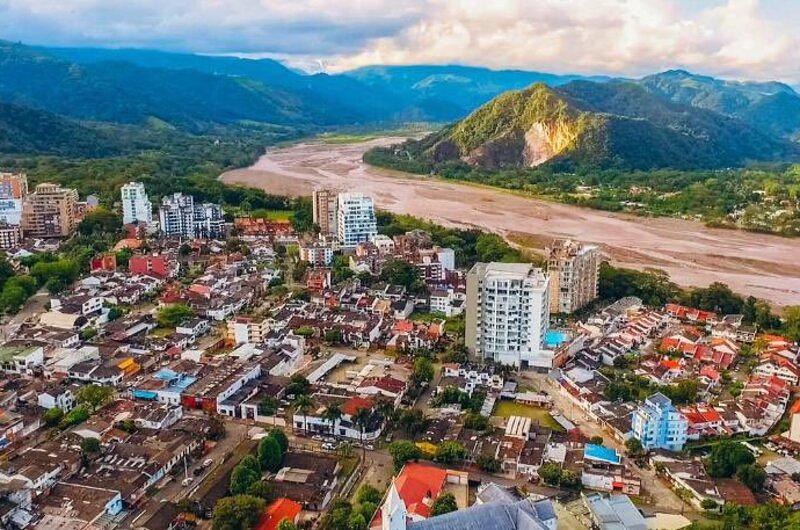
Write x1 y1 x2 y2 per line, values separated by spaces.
222 137 800 307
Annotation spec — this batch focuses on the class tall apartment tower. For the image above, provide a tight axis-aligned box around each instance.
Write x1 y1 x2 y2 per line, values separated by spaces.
120 181 153 225
546 239 599 314
312 188 338 235
631 393 688 451
194 202 225 239
159 193 195 238
0 172 28 225
337 192 377 248
21 183 78 238
465 262 551 368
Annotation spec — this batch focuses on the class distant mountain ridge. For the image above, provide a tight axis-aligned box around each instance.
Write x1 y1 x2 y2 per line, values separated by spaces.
391 81 799 171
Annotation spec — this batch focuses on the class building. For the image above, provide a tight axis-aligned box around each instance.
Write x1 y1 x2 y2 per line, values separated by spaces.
465 262 551 368
631 393 688 451
159 193 195 238
583 493 646 530
129 253 176 278
120 182 153 225
226 316 270 346
0 172 27 225
21 183 78 238
546 239 599 314
299 241 334 266
194 202 225 239
0 223 20 249
313 188 338 236
337 193 377 248
255 498 302 530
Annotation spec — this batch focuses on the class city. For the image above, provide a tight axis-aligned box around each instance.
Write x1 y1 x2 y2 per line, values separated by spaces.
0 170 796 530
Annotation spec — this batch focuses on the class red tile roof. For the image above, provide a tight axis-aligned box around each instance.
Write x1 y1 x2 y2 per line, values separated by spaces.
394 463 448 518
256 498 302 530
342 396 374 416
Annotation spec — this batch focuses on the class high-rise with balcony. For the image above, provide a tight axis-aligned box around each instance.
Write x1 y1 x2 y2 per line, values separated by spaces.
21 183 78 238
159 193 195 238
547 239 599 314
465 262 551 368
312 188 338 236
337 192 376 248
631 393 688 452
120 182 153 225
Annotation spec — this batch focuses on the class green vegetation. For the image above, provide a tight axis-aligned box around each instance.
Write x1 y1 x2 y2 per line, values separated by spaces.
706 441 755 478
212 495 266 530
431 493 458 516
75 384 114 413
537 462 580 488
156 303 195 328
688 503 800 530
388 440 421 471
491 401 563 431
434 441 467 465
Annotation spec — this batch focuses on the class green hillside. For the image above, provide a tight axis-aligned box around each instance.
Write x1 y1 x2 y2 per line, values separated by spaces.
375 81 798 171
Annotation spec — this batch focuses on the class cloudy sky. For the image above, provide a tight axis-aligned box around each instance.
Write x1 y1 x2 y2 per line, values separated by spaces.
1 0 799 82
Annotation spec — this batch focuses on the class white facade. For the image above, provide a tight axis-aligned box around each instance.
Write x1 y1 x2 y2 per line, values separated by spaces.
0 172 27 226
194 202 225 239
337 193 377 248
465 263 552 368
120 182 153 225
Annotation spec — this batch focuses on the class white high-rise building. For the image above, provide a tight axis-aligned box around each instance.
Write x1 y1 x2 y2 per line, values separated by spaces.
159 193 195 238
337 192 377 248
194 202 225 239
120 182 153 225
465 262 551 368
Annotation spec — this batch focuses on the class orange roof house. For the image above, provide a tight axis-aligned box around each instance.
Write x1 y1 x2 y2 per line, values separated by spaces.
389 462 447 518
256 498 302 530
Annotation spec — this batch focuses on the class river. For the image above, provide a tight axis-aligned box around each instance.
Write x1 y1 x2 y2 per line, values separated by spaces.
221 137 800 307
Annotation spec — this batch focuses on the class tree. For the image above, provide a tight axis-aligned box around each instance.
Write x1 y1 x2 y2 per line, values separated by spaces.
559 469 580 488
785 306 800 342
625 438 644 457
388 441 420 471
258 436 283 472
270 428 289 454
212 495 266 530
354 407 373 460
277 520 298 530
701 498 719 511
356 485 382 505
156 303 195 328
477 455 501 473
431 493 458 516
434 441 467 465
247 480 275 502
43 407 64 427
285 375 310 397
78 208 122 236
589 436 604 446
75 384 114 412
413 357 435 383
380 259 424 293
537 462 563 486
208 416 226 441
80 437 101 454
706 441 755 478
229 462 261 496
258 396 279 417
292 394 314 433
323 404 343 434
737 464 767 493
398 409 429 438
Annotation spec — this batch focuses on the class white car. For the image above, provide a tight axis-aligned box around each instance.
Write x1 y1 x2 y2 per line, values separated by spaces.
202 458 214 467
181 477 194 487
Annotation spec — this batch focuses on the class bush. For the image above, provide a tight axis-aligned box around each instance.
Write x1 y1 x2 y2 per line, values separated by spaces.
388 441 420 471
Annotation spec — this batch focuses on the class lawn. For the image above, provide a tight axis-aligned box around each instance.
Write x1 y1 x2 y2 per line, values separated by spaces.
250 209 294 221
492 401 564 431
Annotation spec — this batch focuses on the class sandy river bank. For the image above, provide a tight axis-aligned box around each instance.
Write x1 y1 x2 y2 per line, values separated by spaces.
221 137 800 307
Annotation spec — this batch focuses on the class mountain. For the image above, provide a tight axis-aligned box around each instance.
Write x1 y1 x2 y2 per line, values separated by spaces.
638 70 800 139
344 64 610 120
399 81 798 171
0 40 370 132
0 102 125 156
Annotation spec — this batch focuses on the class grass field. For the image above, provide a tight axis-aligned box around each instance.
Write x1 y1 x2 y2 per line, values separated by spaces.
249 209 294 221
492 401 564 431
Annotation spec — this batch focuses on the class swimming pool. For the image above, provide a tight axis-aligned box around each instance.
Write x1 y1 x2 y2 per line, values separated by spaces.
545 330 570 348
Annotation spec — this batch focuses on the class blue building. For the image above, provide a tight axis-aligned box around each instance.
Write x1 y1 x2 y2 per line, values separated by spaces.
631 393 687 451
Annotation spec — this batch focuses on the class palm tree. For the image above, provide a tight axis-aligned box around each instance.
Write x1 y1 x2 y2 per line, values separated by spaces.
323 404 342 436
292 395 314 435
354 407 372 461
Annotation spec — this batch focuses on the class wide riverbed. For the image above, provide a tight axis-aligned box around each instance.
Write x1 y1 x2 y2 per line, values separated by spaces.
222 137 800 307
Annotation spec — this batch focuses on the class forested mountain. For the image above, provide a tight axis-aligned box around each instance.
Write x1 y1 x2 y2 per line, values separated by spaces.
638 70 800 139
373 81 798 171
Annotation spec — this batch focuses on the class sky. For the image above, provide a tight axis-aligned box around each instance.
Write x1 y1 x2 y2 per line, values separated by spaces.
1 0 799 82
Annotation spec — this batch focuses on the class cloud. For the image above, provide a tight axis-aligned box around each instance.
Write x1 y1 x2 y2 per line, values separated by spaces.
0 0 798 82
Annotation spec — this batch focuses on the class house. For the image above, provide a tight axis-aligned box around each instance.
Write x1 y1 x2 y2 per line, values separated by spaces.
176 318 211 343
37 383 76 411
268 452 339 510
256 498 303 530
0 342 44 374
293 393 384 441
582 493 646 530
753 355 800 386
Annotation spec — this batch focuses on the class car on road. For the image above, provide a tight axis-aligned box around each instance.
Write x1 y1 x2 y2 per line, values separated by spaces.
202 458 214 467
181 477 194 487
